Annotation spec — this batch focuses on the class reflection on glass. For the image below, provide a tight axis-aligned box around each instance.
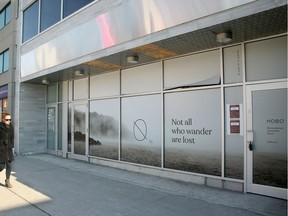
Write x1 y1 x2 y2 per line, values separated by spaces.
252 89 287 188
121 95 161 167
164 89 221 176
73 104 86 155
63 0 93 18
40 0 61 32
89 99 119 160
47 107 56 150
23 0 39 42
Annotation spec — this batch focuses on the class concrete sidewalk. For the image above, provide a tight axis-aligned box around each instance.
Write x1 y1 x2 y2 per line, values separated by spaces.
0 154 286 216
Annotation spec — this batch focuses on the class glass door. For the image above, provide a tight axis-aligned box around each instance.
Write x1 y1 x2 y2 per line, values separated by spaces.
246 81 287 199
71 103 87 156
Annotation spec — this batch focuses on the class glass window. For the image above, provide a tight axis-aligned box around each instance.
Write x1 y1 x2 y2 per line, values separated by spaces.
246 36 287 82
40 0 61 32
0 11 4 29
0 53 3 73
47 107 56 150
68 103 72 152
90 71 120 98
68 81 73 101
121 94 162 167
224 86 244 179
58 83 63 102
5 3 11 25
0 49 9 73
73 104 86 155
224 45 243 84
47 84 57 103
0 85 8 98
0 98 8 116
63 0 93 18
89 99 119 160
3 50 9 72
0 2 11 29
23 0 39 42
164 88 221 176
121 62 161 94
74 78 88 100
58 104 63 150
164 50 220 89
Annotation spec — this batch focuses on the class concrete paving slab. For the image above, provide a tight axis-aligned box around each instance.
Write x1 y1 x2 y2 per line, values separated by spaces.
0 154 286 216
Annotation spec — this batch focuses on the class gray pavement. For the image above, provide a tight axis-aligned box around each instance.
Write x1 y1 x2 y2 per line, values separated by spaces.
0 154 286 216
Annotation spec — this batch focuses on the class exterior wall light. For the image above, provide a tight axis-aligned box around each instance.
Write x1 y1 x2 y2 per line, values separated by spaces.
127 55 139 64
74 70 85 76
42 78 49 85
216 32 232 44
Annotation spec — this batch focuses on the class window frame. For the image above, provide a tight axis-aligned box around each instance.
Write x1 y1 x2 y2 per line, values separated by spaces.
0 49 9 73
0 2 11 30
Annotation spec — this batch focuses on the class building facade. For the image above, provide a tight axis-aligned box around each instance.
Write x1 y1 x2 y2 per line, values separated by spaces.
0 0 16 119
3 0 287 199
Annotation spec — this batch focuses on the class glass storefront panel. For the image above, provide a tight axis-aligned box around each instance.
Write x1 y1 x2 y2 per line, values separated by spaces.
68 103 72 152
47 84 57 103
164 50 220 89
68 81 73 101
224 86 244 179
73 104 86 155
58 104 62 150
121 94 161 167
89 99 119 160
58 83 63 102
90 71 120 98
246 36 287 82
224 45 243 84
164 88 221 176
74 78 88 100
121 62 161 94
47 107 56 150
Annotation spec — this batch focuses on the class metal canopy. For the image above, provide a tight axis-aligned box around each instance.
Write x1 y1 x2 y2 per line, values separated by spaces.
26 5 287 85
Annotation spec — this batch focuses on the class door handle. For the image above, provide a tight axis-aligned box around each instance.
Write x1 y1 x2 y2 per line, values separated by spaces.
248 141 254 151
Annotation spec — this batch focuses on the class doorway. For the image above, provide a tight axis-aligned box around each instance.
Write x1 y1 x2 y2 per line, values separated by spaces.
246 81 287 199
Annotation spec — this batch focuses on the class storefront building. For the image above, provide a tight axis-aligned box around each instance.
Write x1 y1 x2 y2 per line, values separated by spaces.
16 0 287 199
0 0 16 118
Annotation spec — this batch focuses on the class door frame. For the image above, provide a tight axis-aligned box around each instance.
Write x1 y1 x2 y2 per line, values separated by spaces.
246 81 287 199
